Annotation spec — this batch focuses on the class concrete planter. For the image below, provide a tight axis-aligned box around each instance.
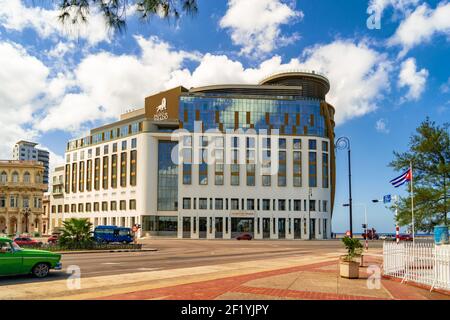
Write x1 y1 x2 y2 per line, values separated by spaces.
340 257 360 279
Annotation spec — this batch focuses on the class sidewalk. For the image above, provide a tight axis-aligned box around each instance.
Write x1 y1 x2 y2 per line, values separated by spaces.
2 250 448 300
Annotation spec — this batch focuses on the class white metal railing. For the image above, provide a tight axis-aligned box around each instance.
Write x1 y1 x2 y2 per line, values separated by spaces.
383 242 450 291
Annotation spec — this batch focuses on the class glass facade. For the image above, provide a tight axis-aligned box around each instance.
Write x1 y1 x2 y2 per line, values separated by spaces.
157 141 178 211
180 96 326 136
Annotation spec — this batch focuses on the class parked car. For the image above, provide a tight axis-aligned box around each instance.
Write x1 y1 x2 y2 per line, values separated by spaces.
236 233 253 240
379 233 393 240
13 237 42 247
0 237 62 278
47 235 59 244
93 226 133 244
399 234 413 241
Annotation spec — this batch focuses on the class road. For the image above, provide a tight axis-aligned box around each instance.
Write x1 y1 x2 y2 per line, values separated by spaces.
0 239 383 286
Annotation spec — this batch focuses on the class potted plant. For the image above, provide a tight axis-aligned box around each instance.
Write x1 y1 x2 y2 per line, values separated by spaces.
340 236 363 279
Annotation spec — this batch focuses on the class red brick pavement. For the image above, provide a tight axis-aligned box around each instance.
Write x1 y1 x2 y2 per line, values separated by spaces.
94 256 449 300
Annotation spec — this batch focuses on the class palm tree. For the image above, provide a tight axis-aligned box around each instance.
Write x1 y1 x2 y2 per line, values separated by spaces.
57 0 198 32
59 218 93 247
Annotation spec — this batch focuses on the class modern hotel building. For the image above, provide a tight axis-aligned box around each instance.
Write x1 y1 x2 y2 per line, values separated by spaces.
51 71 336 240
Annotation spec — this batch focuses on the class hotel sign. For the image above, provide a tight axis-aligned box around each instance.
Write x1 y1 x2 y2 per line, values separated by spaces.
230 211 255 217
144 86 186 122
153 98 169 121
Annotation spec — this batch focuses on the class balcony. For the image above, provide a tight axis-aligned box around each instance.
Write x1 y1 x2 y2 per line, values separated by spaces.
0 181 47 191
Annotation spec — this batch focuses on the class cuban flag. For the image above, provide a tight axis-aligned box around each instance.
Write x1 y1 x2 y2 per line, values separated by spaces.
390 168 412 188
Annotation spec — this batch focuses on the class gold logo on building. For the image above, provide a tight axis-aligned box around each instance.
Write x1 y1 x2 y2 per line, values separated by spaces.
154 98 169 121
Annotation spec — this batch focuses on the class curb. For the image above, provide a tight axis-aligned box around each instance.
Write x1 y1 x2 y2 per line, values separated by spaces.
55 248 158 255
382 274 450 296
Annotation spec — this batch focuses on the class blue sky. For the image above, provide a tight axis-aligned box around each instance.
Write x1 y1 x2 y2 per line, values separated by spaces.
0 0 449 233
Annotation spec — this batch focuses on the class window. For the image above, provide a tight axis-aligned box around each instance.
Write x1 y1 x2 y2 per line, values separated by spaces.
322 152 329 188
94 202 99 212
262 175 271 186
86 159 92 191
78 203 84 213
231 198 239 210
130 150 137 186
215 198 223 210
0 171 7 183
231 164 239 186
0 196 6 208
122 140 127 150
120 152 127 187
102 156 109 189
294 200 301 211
71 204 76 213
104 145 109 155
12 171 19 183
94 158 100 190
293 151 302 187
309 139 317 150
64 204 69 213
322 141 328 152
199 198 207 210
86 203 92 212
120 200 126 210
182 198 191 209
71 163 77 192
247 199 255 210
309 200 316 212
131 138 137 149
101 201 108 211
129 199 136 210
293 139 301 150
263 199 270 211
111 154 117 188
79 162 85 192
113 143 117 152
278 199 286 211
309 152 317 188
323 200 328 212
110 201 117 211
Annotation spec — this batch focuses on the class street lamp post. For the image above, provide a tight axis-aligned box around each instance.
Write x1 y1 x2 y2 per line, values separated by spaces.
22 207 31 234
336 137 353 238
308 188 312 240
343 203 368 250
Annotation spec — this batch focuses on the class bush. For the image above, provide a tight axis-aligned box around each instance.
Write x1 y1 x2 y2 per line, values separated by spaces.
341 236 363 262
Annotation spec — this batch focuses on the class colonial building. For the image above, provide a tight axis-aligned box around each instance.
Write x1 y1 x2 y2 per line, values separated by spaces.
52 70 336 240
0 160 46 235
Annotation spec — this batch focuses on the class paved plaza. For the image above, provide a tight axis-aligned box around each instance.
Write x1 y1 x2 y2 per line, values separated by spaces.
0 240 448 300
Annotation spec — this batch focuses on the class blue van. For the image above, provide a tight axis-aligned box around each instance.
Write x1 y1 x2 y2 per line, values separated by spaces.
93 226 133 244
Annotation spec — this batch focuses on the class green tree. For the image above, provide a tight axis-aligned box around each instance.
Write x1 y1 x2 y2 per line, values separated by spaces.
389 118 450 232
56 0 198 32
59 218 93 247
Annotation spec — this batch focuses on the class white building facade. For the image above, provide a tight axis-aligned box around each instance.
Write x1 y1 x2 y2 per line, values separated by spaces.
54 71 336 240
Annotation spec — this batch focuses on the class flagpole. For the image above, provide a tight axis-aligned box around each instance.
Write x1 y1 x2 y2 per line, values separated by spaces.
410 161 415 245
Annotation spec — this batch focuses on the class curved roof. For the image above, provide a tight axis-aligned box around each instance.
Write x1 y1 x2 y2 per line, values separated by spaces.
189 71 331 100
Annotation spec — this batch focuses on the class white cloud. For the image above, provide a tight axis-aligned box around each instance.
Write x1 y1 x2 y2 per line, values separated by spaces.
368 0 419 17
36 36 201 132
440 77 450 93
0 41 48 158
375 118 390 133
219 0 303 57
398 57 428 102
0 0 112 45
388 1 450 57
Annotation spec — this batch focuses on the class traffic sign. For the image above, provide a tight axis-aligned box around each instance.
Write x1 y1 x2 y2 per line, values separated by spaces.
383 194 391 204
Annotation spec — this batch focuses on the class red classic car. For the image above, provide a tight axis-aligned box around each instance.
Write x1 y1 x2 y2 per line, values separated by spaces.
236 233 253 240
13 237 42 246
398 234 414 241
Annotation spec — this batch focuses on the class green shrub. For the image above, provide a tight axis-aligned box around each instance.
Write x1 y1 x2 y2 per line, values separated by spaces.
341 236 363 262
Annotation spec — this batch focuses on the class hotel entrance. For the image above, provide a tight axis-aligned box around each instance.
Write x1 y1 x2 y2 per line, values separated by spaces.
199 217 207 239
182 217 191 238
294 218 301 239
231 218 254 239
